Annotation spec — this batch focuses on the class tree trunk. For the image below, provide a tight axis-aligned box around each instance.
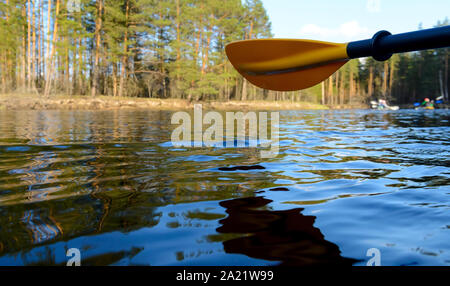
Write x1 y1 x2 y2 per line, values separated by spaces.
78 37 83 94
91 0 103 97
45 0 51 83
321 81 325 105
66 36 70 95
31 0 36 90
241 20 254 102
0 53 5 93
201 24 212 75
349 69 354 103
328 76 333 105
241 79 247 101
27 0 32 90
72 37 78 95
118 0 129 98
188 21 202 101
335 71 339 105
368 66 374 98
44 0 60 97
382 61 388 99
176 0 181 84
2 0 11 92
439 70 445 99
112 63 118 97
389 59 395 99
37 0 43 87
21 6 27 89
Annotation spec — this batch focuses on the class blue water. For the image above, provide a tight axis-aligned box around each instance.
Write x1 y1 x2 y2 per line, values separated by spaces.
0 109 448 266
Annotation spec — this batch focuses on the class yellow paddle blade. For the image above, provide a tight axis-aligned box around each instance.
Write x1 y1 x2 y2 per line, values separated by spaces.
225 39 349 91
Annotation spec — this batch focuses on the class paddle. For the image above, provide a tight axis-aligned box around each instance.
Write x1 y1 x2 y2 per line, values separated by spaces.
225 25 450 91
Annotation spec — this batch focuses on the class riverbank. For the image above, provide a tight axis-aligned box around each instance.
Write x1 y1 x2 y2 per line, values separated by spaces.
0 94 329 111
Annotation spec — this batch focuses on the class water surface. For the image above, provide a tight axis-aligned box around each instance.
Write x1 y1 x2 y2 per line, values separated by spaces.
0 109 448 266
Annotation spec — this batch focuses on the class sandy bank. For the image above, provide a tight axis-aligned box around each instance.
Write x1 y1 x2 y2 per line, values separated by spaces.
0 94 328 111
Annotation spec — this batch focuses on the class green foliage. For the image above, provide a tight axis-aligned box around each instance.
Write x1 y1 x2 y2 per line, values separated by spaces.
359 20 449 104
0 1 447 106
322 19 449 106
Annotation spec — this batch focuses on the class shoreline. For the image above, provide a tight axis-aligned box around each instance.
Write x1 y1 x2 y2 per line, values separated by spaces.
0 94 334 111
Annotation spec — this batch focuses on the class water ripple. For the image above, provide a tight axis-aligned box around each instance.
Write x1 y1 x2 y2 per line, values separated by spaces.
0 109 449 265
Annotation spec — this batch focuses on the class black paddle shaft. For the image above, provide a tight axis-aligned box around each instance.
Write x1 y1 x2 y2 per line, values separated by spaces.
347 25 450 61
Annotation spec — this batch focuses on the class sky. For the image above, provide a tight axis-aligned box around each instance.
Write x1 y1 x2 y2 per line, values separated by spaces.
260 0 449 43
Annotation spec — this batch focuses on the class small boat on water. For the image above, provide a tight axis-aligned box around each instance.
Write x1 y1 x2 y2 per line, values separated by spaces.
370 99 399 110
414 97 439 110
414 106 435 110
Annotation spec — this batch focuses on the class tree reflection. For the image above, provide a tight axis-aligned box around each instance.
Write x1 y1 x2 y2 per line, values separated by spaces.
217 196 358 266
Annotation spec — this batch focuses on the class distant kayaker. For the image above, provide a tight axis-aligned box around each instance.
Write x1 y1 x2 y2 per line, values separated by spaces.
420 98 434 109
378 99 388 109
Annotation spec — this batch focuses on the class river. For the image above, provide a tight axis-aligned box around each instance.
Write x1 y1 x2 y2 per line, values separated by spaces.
0 109 448 265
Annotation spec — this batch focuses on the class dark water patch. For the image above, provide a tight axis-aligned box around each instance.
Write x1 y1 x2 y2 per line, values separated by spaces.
269 187 290 192
217 197 358 266
218 165 266 171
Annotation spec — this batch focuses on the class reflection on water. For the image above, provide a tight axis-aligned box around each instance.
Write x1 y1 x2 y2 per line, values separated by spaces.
0 109 449 265
217 196 357 266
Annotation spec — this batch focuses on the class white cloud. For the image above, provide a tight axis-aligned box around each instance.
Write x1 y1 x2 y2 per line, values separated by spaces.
298 21 373 42
366 0 381 13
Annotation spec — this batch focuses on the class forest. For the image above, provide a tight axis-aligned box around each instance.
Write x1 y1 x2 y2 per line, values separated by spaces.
0 0 448 106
